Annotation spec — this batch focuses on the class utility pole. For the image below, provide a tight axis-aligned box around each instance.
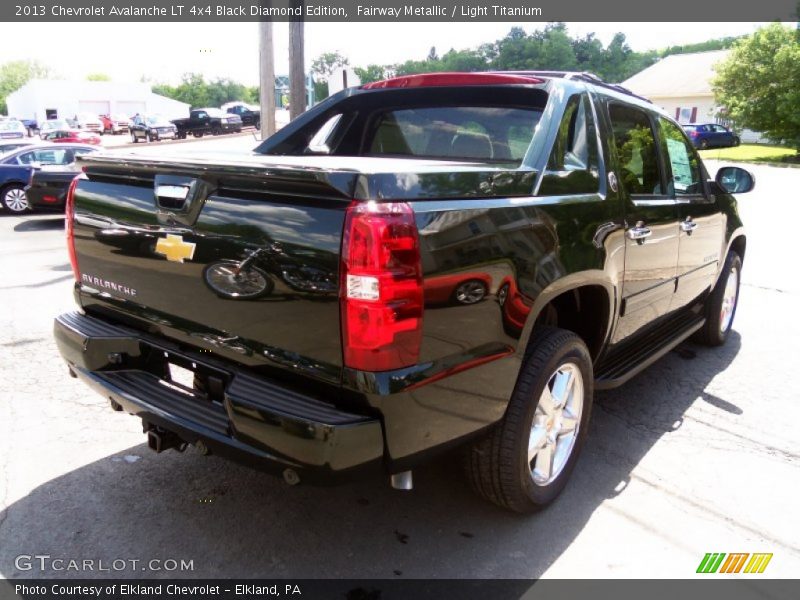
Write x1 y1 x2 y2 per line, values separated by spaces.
289 3 306 120
259 20 276 138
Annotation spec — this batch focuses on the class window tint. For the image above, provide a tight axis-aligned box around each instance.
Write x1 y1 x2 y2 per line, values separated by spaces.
659 118 703 195
16 148 72 165
366 106 542 163
540 94 600 195
609 104 663 195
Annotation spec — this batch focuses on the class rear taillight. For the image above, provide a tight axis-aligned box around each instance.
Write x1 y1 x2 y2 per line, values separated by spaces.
689 130 698 138
341 201 423 371
65 174 82 282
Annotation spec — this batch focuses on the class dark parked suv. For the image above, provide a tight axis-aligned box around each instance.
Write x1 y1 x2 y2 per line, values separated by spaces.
55 72 752 512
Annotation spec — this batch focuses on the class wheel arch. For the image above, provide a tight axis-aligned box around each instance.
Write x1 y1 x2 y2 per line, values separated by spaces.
516 272 617 364
0 179 29 195
728 232 746 262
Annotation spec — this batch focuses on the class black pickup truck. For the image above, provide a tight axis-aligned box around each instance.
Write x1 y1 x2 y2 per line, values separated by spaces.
55 72 753 512
171 108 243 139
226 104 261 128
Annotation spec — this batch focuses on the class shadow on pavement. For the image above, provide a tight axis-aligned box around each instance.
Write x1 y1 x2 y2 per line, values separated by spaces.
12 217 64 232
0 335 741 579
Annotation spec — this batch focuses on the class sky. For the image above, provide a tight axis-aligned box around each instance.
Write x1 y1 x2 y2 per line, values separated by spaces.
0 22 773 86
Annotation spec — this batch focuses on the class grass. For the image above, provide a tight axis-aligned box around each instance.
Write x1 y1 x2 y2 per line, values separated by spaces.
699 143 799 165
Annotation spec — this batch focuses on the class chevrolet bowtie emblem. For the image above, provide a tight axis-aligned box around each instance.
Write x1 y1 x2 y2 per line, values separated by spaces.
155 234 196 263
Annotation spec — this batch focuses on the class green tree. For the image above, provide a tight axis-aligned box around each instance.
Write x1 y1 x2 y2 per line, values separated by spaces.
0 60 51 114
152 73 253 109
661 36 742 58
86 73 111 81
354 64 387 84
713 23 800 150
310 51 349 101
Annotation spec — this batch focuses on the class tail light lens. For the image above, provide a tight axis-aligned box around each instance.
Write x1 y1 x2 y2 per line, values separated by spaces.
65 174 82 282
341 201 423 371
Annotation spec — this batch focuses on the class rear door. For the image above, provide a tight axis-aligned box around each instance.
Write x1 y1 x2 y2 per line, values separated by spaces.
658 117 724 310
607 103 679 343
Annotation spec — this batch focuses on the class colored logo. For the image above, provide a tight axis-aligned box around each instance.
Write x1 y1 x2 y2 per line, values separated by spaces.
155 234 196 263
697 553 773 574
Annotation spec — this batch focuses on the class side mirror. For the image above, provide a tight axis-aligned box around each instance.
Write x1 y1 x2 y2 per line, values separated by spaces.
716 166 755 194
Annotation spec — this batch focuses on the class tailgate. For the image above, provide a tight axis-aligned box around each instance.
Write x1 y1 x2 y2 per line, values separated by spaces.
72 153 355 385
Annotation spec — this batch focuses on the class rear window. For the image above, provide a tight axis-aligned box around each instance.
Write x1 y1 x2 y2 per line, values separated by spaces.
365 106 542 164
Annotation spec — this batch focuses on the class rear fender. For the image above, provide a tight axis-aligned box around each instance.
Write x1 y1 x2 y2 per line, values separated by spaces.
515 271 617 362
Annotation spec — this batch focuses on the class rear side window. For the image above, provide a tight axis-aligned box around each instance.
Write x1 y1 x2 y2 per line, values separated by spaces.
608 104 663 195
539 94 600 195
307 114 343 153
16 148 72 165
365 106 542 164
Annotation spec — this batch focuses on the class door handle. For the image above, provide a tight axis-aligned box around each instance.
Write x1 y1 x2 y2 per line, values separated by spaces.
681 219 698 234
627 223 652 243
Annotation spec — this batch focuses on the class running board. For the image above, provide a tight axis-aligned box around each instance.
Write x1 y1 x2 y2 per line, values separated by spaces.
594 312 705 390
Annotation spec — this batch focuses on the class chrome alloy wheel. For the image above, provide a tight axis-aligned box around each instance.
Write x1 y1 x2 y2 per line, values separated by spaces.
528 362 584 486
4 187 28 212
720 265 739 334
455 281 486 304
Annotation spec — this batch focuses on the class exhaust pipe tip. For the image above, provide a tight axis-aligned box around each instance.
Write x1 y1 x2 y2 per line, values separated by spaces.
390 471 413 491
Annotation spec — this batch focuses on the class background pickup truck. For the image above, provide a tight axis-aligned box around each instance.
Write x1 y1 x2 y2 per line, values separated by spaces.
172 108 243 139
57 72 753 512
226 104 260 128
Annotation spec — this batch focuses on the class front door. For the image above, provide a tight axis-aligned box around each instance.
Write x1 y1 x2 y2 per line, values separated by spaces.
608 103 679 343
659 117 725 311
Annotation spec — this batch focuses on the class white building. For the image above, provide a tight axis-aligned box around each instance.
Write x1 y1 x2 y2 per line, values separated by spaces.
6 80 191 123
622 50 765 143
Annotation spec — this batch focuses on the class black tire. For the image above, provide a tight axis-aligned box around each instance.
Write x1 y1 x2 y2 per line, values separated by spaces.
193 132 204 138
465 327 593 512
453 279 487 305
733 136 741 147
695 251 742 346
1 184 30 214
699 139 709 150
130 132 138 144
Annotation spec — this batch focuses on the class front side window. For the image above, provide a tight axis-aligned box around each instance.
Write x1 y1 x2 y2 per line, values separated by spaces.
609 104 663 195
659 118 703 196
365 106 542 164
539 94 600 195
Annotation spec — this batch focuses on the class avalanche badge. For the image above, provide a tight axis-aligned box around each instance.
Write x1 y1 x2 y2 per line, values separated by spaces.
155 234 196 263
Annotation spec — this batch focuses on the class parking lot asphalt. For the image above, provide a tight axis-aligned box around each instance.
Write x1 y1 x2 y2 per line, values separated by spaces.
0 141 798 579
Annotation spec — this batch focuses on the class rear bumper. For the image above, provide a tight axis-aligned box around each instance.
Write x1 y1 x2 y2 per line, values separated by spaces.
54 311 385 484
